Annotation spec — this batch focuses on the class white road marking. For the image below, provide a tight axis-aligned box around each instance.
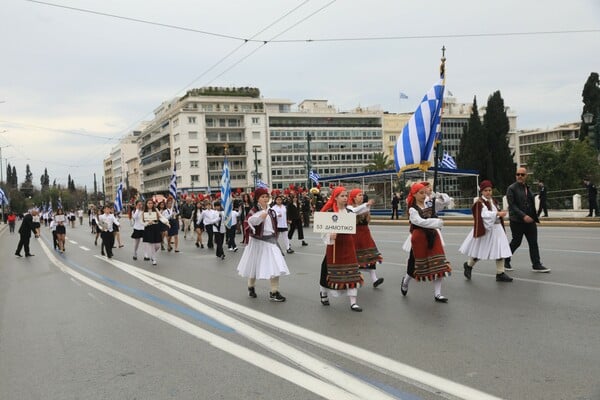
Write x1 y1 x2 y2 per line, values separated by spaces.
125 262 502 400
69 240 78 244
104 256 398 400
80 246 90 251
36 239 367 400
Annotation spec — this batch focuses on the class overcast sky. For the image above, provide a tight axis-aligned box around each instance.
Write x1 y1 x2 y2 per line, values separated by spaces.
1 0 599 190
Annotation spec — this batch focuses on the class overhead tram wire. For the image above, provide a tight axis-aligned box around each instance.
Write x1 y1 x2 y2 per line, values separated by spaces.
24 1 600 43
65 0 318 167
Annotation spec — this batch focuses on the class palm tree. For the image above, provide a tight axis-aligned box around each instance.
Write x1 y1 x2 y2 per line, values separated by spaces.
365 152 393 172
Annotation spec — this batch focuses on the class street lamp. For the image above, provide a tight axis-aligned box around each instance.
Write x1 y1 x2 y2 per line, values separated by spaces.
252 145 261 189
583 110 600 151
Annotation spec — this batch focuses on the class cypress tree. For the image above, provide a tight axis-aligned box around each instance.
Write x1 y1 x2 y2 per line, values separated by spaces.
457 96 490 196
483 91 515 193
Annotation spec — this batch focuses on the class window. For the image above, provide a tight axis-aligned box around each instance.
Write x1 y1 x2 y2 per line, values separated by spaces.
219 119 226 127
188 131 198 140
190 160 199 168
191 175 199 182
189 146 199 153
173 133 180 142
205 118 214 127
389 135 396 142
188 117 196 124
252 117 260 125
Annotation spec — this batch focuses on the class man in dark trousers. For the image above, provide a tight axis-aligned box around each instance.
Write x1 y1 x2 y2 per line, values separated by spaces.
504 167 550 273
583 178 599 217
15 209 38 257
537 180 548 217
391 194 400 220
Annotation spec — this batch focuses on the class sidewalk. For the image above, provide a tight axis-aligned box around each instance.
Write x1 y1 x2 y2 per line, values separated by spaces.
371 209 600 227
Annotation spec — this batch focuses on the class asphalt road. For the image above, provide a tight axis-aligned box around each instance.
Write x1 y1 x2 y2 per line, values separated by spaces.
1 220 599 400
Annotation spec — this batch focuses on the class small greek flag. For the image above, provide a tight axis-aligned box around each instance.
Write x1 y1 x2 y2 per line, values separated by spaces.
169 166 178 212
57 196 63 209
114 182 124 213
399 92 409 100
220 157 232 228
256 179 268 189
309 170 320 185
0 188 8 205
440 152 457 169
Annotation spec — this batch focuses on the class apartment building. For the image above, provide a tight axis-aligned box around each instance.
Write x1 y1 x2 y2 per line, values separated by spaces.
512 122 580 167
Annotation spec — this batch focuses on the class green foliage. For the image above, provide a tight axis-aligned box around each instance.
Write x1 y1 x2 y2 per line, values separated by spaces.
457 96 489 197
580 72 600 142
529 139 600 192
365 152 393 172
483 91 515 193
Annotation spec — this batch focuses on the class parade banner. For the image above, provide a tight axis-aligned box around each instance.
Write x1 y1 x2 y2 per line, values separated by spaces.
312 212 356 234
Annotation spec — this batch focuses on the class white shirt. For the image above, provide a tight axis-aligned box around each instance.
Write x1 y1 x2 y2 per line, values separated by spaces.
132 209 145 230
270 204 288 229
98 213 120 232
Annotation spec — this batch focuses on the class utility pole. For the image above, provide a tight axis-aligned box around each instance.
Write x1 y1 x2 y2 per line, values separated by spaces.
253 146 261 189
306 132 312 189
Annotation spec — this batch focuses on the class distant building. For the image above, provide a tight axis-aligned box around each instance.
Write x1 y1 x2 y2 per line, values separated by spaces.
511 122 581 168
268 100 384 189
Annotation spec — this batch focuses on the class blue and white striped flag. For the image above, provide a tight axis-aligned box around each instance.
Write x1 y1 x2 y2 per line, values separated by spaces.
169 166 178 213
114 182 124 213
48 201 53 216
399 91 409 100
57 196 62 209
220 157 232 228
309 170 320 185
440 152 457 169
394 77 445 173
256 179 268 189
0 188 9 205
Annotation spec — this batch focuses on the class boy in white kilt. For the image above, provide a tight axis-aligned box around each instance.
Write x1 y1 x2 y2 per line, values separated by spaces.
458 180 513 282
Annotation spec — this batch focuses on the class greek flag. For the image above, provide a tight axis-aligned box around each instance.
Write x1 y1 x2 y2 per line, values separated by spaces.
114 182 123 213
0 188 8 205
440 152 457 169
220 157 232 228
256 179 268 189
169 166 178 212
309 170 320 185
394 77 445 173
57 196 62 209
48 201 53 216
399 92 409 99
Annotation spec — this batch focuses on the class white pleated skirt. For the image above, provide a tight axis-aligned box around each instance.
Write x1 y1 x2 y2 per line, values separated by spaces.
458 224 512 260
237 237 290 280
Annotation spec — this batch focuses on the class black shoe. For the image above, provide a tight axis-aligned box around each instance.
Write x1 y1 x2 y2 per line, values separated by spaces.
248 287 257 298
301 241 308 246
373 277 384 288
401 276 409 296
195 243 199 248
320 292 330 306
463 262 472 280
496 272 513 282
220 254 225 260
144 257 150 261
286 248 295 254
201 244 204 249
532 264 551 273
434 295 449 303
350 303 363 312
101 251 105 256
504 262 513 271
269 291 286 302
15 253 22 257
133 256 137 260
233 247 238 252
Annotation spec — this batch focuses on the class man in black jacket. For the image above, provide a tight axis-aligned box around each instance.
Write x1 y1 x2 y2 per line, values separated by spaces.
15 210 38 257
583 178 599 217
504 167 550 273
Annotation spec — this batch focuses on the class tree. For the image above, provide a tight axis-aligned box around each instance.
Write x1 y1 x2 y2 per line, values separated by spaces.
6 162 12 185
68 174 76 192
10 165 18 188
483 91 515 194
20 164 34 197
457 96 491 197
365 152 393 172
40 168 50 193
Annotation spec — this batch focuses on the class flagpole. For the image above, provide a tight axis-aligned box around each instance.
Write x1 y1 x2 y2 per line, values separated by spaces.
431 46 447 215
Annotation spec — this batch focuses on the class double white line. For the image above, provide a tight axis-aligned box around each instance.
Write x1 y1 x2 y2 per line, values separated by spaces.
40 239 502 400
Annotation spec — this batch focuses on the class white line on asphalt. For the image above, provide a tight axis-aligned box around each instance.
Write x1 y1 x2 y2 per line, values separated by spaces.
80 246 90 251
104 256 399 400
69 240 78 244
127 262 502 400
37 240 366 400
70 277 82 286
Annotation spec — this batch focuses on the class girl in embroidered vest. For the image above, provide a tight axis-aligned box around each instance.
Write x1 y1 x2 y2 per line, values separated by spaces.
319 186 364 312
237 187 290 302
459 180 513 282
400 183 452 303
348 189 384 288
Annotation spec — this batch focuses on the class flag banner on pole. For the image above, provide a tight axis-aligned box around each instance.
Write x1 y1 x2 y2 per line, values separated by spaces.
440 152 457 169
399 92 409 99
309 170 320 184
114 182 124 213
0 188 9 205
394 77 445 173
169 166 179 213
220 157 232 228
256 179 268 189
57 196 63 209
48 201 53 215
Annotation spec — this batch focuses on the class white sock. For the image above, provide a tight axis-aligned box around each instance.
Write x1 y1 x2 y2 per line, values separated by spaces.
369 270 378 282
434 279 443 297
